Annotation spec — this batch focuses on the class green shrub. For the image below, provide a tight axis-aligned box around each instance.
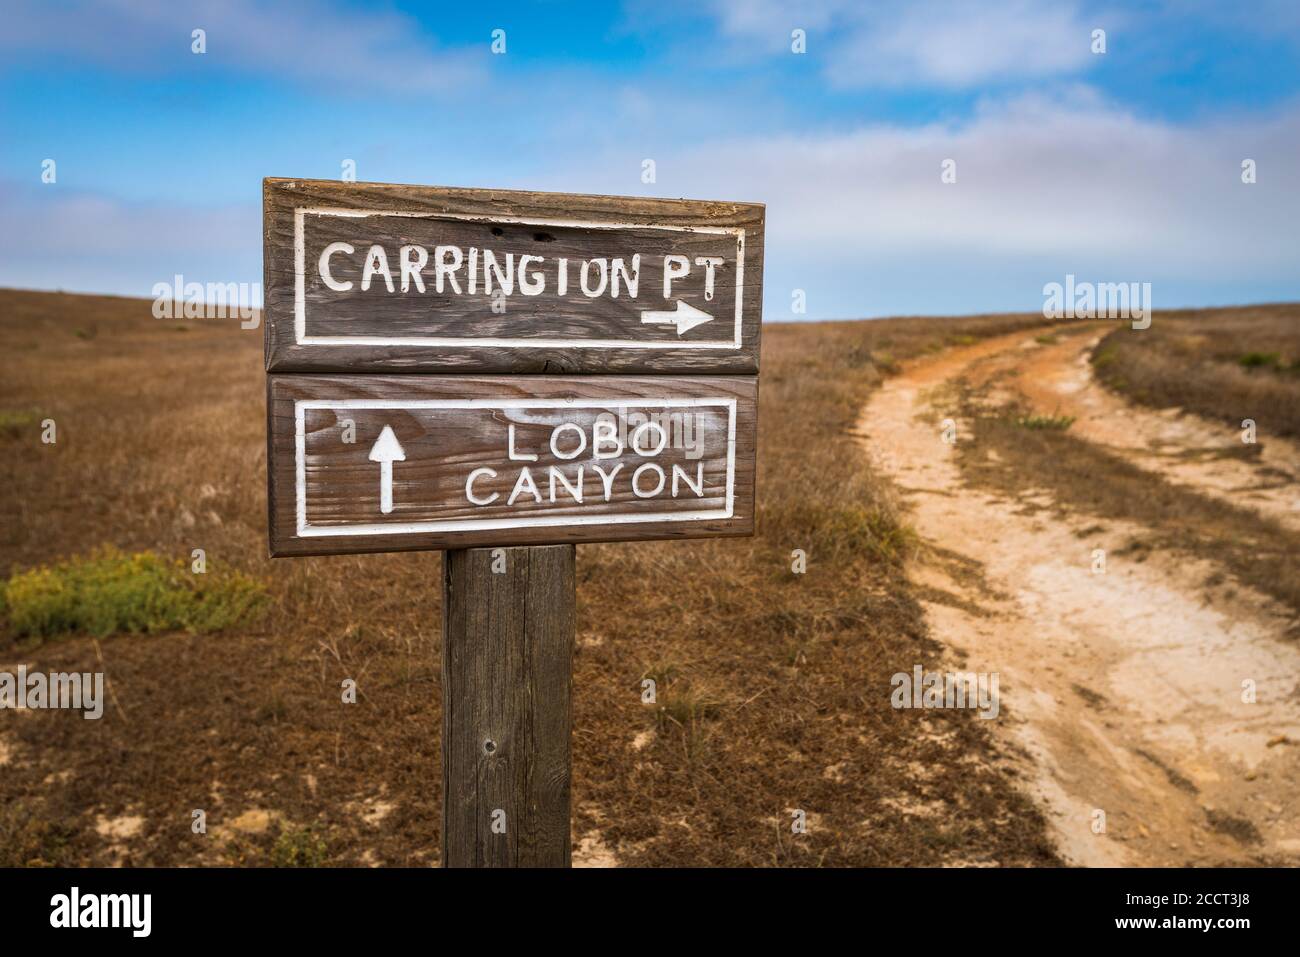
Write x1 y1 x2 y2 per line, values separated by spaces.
1238 351 1281 369
2 547 268 641
656 685 724 729
270 825 329 868
763 501 917 563
1015 413 1076 431
0 410 39 439
1090 345 1118 370
871 350 901 375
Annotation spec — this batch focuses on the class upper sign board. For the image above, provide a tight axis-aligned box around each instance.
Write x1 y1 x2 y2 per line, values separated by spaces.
263 179 765 374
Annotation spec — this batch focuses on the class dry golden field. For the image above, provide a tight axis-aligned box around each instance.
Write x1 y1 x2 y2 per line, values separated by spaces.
1092 304 1300 439
0 288 1060 867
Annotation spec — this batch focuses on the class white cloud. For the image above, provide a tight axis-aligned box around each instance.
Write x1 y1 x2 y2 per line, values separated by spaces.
0 182 261 296
0 0 482 93
601 92 1298 272
710 0 1101 88
4 89 1296 316
538 90 1300 314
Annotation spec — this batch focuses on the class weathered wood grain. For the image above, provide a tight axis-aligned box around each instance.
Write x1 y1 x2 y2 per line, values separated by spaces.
442 545 574 867
263 178 764 374
267 374 757 556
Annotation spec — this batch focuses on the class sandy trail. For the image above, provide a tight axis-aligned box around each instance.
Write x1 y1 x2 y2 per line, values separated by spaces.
858 327 1300 866
1005 330 1300 533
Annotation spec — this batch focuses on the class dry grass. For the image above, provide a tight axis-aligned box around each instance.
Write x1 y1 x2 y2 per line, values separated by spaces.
953 386 1300 620
1091 303 1300 438
0 289 1056 867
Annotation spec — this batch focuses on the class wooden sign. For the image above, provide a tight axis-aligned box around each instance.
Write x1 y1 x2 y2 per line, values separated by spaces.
262 177 764 867
263 178 764 374
267 374 757 556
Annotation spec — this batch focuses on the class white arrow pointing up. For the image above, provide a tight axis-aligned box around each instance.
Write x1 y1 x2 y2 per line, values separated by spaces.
640 301 714 336
368 425 406 515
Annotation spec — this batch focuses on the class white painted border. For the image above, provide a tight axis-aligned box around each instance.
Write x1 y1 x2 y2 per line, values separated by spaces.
293 206 745 350
295 397 738 538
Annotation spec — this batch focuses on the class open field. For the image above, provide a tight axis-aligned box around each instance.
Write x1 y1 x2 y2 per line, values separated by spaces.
1091 304 1300 439
7 291 1296 867
0 289 1055 867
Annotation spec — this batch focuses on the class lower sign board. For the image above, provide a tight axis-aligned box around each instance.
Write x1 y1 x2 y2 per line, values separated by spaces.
267 375 757 555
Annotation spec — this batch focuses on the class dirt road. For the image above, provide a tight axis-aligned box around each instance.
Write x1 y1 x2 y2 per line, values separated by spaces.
857 326 1300 866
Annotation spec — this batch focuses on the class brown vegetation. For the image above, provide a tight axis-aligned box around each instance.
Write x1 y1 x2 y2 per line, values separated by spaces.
952 381 1300 624
0 289 1055 866
1091 303 1300 438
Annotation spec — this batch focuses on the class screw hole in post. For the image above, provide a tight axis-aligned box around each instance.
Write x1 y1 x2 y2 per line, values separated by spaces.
483 739 497 754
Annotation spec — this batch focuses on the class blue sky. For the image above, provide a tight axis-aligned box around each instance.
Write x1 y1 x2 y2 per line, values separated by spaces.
2 0 1298 319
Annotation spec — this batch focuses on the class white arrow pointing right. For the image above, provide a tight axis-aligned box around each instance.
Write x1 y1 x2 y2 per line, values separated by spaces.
640 301 714 336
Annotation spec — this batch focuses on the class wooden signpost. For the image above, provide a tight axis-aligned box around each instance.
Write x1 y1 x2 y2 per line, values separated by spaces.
263 178 762 374
264 178 764 866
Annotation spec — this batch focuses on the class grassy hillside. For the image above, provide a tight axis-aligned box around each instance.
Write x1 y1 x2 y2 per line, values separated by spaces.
1091 304 1300 438
0 288 1055 866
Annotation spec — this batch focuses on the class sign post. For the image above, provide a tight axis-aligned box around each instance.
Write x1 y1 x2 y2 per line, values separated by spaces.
263 178 764 865
442 545 574 867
